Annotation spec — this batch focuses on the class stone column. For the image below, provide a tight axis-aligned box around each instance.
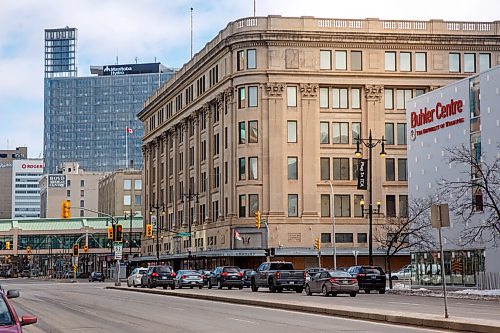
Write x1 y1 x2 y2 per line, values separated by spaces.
204 103 213 223
224 87 236 219
216 92 225 222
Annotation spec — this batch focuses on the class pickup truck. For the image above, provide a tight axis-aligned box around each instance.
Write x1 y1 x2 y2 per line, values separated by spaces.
251 261 305 293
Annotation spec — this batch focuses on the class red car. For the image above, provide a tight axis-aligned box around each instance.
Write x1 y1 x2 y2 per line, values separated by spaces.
0 290 37 332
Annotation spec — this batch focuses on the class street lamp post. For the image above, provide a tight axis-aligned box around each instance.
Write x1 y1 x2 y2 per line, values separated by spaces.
327 181 337 270
181 190 199 269
355 129 386 266
149 203 165 265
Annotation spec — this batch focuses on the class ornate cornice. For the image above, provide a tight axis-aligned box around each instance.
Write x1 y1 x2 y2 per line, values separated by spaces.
300 83 318 98
203 103 212 118
266 82 285 97
364 85 383 102
224 87 234 101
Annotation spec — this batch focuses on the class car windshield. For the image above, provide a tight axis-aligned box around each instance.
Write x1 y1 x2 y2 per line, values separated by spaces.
361 267 383 275
94 272 103 276
269 263 294 270
329 271 352 278
157 266 171 273
223 267 240 273
0 297 14 326
178 270 197 275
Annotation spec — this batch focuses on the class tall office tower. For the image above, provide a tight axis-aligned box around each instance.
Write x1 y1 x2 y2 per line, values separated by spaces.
43 61 176 173
44 27 78 78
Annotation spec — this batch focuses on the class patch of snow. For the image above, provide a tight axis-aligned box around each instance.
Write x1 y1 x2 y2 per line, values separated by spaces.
452 289 500 296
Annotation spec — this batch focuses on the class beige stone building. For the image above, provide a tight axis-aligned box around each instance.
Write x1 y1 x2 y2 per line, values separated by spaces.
0 147 28 219
98 169 143 218
138 16 500 270
40 162 104 218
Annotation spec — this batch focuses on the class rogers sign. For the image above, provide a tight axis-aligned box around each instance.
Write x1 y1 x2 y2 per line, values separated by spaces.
409 99 465 140
21 164 43 169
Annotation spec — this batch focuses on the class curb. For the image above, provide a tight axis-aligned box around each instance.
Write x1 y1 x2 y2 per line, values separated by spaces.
387 289 500 302
106 286 500 333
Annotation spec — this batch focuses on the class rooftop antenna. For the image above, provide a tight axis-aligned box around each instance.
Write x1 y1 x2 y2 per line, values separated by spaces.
135 56 138 64
254 0 256 17
190 7 193 59
116 56 118 65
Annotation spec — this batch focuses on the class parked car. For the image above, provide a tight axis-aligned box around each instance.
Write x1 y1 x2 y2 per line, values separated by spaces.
141 265 176 289
387 265 412 280
347 266 386 294
242 269 256 287
175 270 204 289
207 266 244 289
305 267 327 282
127 267 148 287
76 272 90 279
305 270 359 297
89 271 105 282
0 289 37 332
20 270 31 278
251 261 305 293
196 270 212 285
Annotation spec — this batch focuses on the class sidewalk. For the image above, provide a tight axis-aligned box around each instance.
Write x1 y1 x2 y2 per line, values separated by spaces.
388 283 500 302
107 286 500 333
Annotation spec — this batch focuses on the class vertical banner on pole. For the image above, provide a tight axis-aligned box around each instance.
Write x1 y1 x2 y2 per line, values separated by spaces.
357 159 368 190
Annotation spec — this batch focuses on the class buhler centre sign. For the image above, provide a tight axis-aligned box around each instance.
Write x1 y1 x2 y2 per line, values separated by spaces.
409 99 464 140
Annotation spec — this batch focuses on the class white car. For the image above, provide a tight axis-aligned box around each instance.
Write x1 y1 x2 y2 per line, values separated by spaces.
127 267 148 287
387 265 412 280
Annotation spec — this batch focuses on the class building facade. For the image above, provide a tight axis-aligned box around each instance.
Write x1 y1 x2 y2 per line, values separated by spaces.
44 27 77 78
0 147 28 219
98 169 143 217
39 162 104 218
11 159 43 219
407 66 500 285
138 16 500 270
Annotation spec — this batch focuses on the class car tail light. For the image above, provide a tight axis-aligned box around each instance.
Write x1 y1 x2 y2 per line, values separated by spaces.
201 275 205 279
170 272 176 277
276 271 281 279
357 273 365 277
181 275 186 279
221 272 228 277
238 272 244 277
152 273 159 277
329 278 337 283
304 271 307 278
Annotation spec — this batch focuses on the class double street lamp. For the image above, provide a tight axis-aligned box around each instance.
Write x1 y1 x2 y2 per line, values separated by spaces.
149 203 165 265
355 129 386 266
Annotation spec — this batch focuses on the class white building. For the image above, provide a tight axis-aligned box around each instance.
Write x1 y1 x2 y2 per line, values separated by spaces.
407 66 500 286
11 159 44 219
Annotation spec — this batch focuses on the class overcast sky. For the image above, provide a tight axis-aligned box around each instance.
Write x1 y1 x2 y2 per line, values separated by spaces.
0 0 498 158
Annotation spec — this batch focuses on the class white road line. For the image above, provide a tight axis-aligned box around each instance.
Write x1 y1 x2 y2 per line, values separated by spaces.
387 301 422 306
228 318 257 324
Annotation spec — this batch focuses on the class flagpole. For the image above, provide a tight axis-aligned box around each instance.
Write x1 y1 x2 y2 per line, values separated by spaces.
125 128 128 170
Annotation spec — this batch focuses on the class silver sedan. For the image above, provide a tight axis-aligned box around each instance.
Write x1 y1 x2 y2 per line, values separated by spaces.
305 270 359 297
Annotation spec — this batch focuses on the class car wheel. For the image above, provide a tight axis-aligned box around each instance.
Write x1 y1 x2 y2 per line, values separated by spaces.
295 287 303 293
170 285 175 290
127 280 131 287
305 284 312 296
190 286 194 289
163 286 168 289
364 289 371 294
217 279 222 289
228 286 232 290
322 285 329 297
277 287 283 293
269 282 276 293
391 276 398 280
178 284 182 289
238 286 243 290
350 292 357 297
379 289 386 294
331 292 338 297
251 281 259 292
198 285 203 289
208 280 212 289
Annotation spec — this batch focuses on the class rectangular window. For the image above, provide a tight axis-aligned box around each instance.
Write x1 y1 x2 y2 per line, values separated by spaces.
399 195 408 217
80 180 85 187
287 86 297 107
135 195 142 205
248 86 258 107
320 50 331 69
385 52 396 71
247 49 256 69
134 179 142 190
334 194 350 217
354 194 364 217
386 158 395 181
333 158 350 180
416 89 426 97
249 194 259 216
415 52 427 72
398 158 408 181
386 195 396 217
237 50 245 71
321 233 332 243
332 88 348 108
321 194 330 217
287 121 297 143
352 158 360 180
124 179 132 190
320 122 329 144
357 233 367 243
335 233 353 243
397 123 407 145
123 195 131 205
249 157 258 180
320 87 329 108
400 52 411 71
449 53 461 72
385 123 394 145
239 195 246 217
384 88 393 109
479 53 491 72
80 190 84 197
320 157 330 180
248 121 258 143
225 161 228 184
288 194 298 217
351 88 360 109
352 122 361 144
224 128 228 149
238 158 246 180
351 51 362 71
464 53 476 73
332 122 349 144
288 157 298 180
396 89 412 110
238 122 246 144
335 50 347 70
238 87 246 108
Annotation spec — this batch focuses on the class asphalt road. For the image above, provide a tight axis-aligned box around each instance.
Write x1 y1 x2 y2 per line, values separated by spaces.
2 279 462 333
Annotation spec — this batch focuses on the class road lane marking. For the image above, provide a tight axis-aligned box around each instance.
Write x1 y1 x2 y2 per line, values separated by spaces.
387 301 422 306
228 318 257 324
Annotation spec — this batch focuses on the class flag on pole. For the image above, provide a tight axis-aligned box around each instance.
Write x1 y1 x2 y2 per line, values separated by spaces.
234 228 242 241
126 127 133 134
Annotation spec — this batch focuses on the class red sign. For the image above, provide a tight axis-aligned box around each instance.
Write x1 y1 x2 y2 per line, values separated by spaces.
410 99 463 129
21 164 43 169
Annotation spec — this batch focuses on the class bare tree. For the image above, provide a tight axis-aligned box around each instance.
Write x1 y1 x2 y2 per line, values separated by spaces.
440 144 500 246
375 197 436 289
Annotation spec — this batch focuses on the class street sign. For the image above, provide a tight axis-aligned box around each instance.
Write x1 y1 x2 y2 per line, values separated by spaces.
431 204 450 228
178 232 191 237
114 244 123 260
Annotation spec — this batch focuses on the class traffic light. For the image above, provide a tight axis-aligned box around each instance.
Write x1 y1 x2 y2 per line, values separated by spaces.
84 245 88 253
146 224 153 237
114 224 123 242
5 241 10 250
255 210 261 229
73 244 79 256
61 200 71 219
26 245 31 254
314 238 321 251
107 226 114 240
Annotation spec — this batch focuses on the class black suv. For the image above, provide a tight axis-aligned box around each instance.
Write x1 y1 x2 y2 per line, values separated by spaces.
207 266 243 289
347 266 386 294
89 271 104 282
141 265 176 289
